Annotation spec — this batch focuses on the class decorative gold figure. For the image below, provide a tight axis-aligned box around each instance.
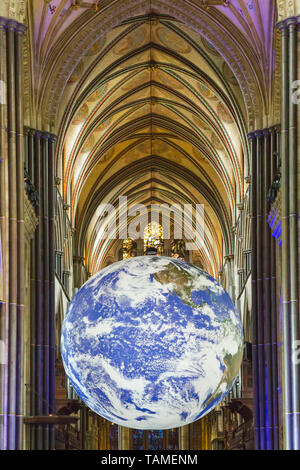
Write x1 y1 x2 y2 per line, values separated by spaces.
170 239 186 260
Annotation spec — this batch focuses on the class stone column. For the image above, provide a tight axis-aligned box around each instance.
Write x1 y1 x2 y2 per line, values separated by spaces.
73 256 85 290
48 135 56 449
255 130 267 451
23 193 38 449
0 16 9 451
25 129 57 450
136 238 144 256
262 128 274 449
0 16 26 450
269 127 280 450
277 16 300 450
249 125 281 450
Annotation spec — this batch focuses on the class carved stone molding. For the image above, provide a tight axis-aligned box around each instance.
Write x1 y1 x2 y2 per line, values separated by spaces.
0 1 27 24
23 27 31 126
276 0 299 22
0 15 27 32
24 191 38 242
272 27 281 126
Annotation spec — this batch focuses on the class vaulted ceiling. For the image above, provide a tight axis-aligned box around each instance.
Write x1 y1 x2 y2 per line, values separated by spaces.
26 0 278 277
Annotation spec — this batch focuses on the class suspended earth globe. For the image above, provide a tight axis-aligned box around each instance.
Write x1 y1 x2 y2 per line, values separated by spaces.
61 256 243 429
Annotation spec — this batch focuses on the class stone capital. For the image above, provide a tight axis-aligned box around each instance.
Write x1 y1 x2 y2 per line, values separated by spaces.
262 128 271 136
277 15 300 31
49 133 58 143
0 18 26 35
270 124 281 134
5 19 18 31
41 131 52 140
15 23 27 36
34 130 43 140
254 130 264 138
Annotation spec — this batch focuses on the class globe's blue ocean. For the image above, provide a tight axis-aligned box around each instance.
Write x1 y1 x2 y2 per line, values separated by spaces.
61 256 243 429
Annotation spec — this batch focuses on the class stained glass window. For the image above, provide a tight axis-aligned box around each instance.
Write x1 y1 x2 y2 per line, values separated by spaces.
132 429 145 450
148 430 164 450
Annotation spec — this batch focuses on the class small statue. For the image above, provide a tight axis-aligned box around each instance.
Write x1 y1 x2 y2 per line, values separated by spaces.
123 239 137 259
170 239 186 260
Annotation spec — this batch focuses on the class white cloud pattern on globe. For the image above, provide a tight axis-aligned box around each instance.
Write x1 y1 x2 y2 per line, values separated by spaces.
61 256 243 430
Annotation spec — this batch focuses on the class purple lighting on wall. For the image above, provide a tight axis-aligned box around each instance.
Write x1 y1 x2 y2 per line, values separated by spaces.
267 208 282 246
